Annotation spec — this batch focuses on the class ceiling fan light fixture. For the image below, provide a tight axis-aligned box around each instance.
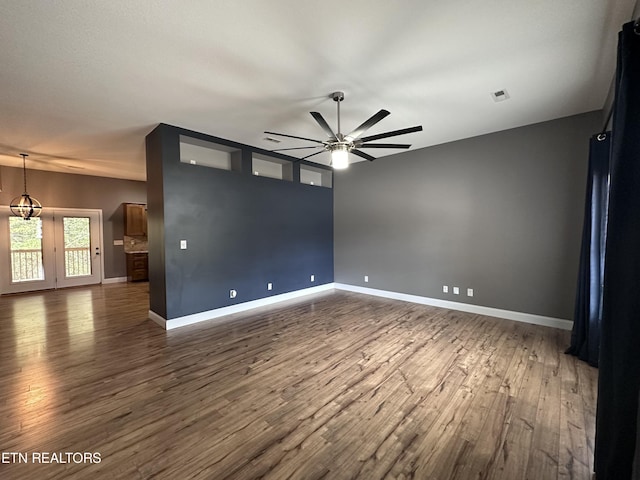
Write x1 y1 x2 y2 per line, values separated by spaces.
265 91 422 167
10 153 42 220
331 145 349 169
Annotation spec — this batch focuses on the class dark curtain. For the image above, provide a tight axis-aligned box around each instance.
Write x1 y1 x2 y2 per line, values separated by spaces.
635 390 640 479
595 20 640 480
566 133 610 367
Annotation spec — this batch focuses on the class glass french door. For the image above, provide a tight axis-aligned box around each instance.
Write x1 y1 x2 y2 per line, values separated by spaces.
54 212 102 288
0 208 103 294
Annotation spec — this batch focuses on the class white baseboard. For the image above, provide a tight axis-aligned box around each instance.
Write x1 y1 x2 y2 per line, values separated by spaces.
334 283 573 331
150 283 336 330
148 310 169 329
148 281 572 332
102 276 128 284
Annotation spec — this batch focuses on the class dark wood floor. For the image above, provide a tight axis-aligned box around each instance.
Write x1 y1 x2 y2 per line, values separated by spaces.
0 283 597 479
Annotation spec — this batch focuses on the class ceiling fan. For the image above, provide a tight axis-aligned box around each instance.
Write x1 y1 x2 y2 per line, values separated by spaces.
264 91 423 169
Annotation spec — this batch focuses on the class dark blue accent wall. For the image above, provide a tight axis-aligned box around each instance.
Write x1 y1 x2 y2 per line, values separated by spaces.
146 124 334 320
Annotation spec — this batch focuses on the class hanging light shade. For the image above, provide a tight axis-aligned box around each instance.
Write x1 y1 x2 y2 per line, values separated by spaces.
10 153 42 220
330 144 349 170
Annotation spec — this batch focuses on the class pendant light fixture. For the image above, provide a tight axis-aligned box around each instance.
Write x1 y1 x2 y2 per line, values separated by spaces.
10 153 42 220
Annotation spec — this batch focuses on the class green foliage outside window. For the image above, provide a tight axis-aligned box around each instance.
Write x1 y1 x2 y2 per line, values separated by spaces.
63 217 90 248
9 217 43 250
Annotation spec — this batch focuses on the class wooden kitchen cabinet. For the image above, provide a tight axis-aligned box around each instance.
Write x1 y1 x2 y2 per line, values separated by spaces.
126 253 148 282
124 203 147 236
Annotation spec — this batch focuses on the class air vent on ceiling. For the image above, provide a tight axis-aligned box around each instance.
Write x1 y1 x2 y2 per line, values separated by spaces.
263 136 281 144
491 89 510 102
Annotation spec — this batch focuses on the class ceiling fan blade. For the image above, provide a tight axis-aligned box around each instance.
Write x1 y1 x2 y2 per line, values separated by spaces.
264 131 325 144
271 146 323 152
310 112 338 141
350 149 376 162
356 143 411 149
301 150 325 160
344 109 391 141
359 125 423 143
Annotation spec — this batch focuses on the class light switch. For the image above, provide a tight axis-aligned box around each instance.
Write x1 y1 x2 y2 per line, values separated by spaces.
180 240 187 250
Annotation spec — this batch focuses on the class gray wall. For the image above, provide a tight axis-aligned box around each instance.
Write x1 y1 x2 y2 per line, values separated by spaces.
0 166 146 279
146 124 333 320
334 111 602 320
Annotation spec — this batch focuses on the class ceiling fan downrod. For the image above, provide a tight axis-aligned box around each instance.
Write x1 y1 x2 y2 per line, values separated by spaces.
332 91 345 141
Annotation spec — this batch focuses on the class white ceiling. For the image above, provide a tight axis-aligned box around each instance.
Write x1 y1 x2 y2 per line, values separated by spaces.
0 0 636 181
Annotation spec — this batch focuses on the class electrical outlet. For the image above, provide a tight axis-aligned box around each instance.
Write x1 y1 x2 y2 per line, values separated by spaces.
453 287 460 295
267 282 273 291
310 274 315 282
364 275 369 283
443 285 449 293
467 288 474 297
180 240 187 250
229 289 237 299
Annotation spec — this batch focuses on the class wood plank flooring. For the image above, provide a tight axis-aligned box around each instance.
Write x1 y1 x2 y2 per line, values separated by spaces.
0 283 598 479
